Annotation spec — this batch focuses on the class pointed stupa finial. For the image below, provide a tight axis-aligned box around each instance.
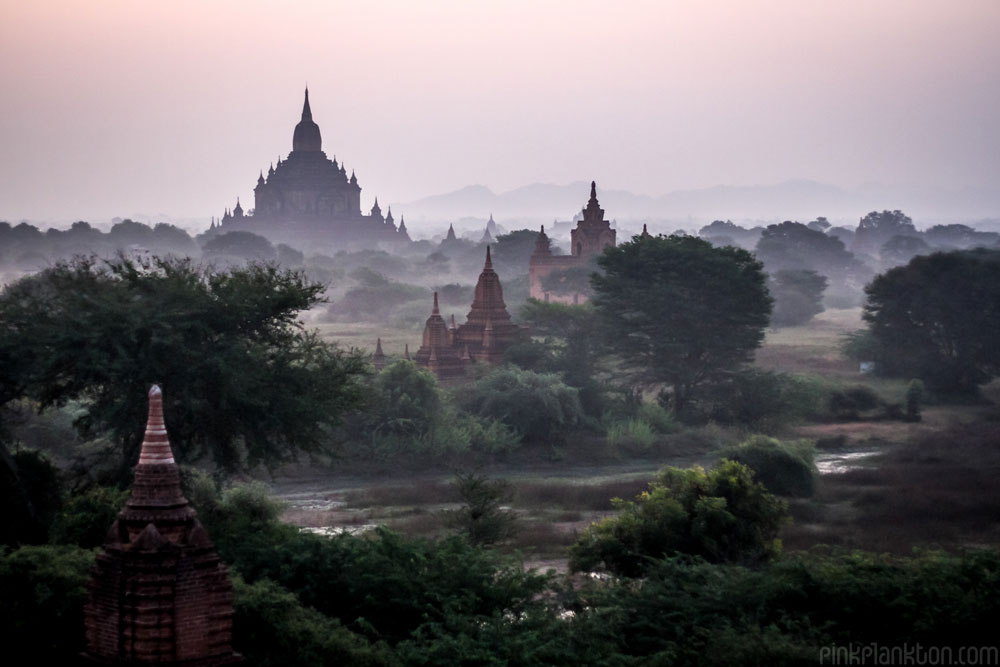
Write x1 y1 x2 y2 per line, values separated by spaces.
404 344 411 360
302 87 312 120
450 313 457 330
138 385 175 465
484 245 493 270
375 337 384 355
432 291 440 315
590 180 597 202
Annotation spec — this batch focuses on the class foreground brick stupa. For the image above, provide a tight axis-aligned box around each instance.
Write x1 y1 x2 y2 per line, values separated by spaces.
83 385 240 665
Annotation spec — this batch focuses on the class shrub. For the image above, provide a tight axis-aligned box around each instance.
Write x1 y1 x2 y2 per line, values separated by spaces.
50 485 129 548
570 460 788 576
828 385 882 420
456 367 584 443
719 435 817 497
441 473 517 546
905 379 925 422
606 419 656 450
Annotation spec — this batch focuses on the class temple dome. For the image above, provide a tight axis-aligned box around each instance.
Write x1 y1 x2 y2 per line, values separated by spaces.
292 88 322 152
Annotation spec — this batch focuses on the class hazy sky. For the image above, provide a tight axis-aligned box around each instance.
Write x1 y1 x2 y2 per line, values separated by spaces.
1 0 998 225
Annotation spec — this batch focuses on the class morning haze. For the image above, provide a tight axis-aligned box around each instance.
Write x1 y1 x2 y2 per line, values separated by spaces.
1 0 998 227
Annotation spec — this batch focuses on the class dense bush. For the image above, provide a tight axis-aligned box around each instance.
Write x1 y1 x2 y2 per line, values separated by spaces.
0 545 95 663
719 435 817 497
49 485 130 548
455 367 584 443
570 460 788 576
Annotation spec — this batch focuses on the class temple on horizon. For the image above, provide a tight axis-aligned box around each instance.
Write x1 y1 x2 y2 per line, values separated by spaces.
213 89 410 247
529 181 617 304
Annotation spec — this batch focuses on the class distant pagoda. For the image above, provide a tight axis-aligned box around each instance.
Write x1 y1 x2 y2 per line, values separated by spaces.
529 181 616 304
410 247 526 381
83 386 240 665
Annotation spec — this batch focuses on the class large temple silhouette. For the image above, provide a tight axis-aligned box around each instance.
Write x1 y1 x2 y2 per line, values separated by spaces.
213 89 409 247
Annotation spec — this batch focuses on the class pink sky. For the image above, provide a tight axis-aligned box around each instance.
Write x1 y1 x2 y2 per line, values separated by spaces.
1 0 998 225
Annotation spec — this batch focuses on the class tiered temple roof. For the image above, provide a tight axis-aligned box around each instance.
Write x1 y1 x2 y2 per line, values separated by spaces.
84 386 240 665
413 292 467 383
453 246 524 364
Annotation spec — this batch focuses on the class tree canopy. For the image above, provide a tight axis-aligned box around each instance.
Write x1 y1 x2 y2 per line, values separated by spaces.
0 255 368 471
863 249 1000 394
591 234 772 410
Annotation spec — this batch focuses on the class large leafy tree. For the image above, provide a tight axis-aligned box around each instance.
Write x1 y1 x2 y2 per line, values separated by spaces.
863 249 1000 394
591 234 772 411
0 255 368 471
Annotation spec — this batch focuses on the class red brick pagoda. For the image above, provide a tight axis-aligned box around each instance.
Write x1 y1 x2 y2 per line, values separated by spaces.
411 246 526 381
83 385 240 665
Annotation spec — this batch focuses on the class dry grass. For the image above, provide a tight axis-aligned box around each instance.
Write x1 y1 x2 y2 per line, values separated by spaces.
783 420 1000 553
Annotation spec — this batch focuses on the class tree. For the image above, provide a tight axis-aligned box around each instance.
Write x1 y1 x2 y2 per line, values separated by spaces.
0 255 369 471
854 209 917 256
879 234 930 268
863 249 1000 394
202 230 277 262
591 235 772 411
569 460 788 576
769 269 828 327
456 366 584 443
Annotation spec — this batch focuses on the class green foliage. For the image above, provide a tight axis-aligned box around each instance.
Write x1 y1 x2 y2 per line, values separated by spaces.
769 269 828 327
0 544 95 663
840 328 881 361
456 366 584 443
828 384 883 420
905 379 925 422
605 418 656 450
232 576 392 667
49 485 129 548
345 361 520 458
592 234 772 411
571 460 788 576
330 270 430 319
863 249 1000 394
442 472 517 546
636 400 679 434
518 299 606 415
572 549 1000 666
720 435 817 497
687 368 799 428
202 230 277 261
0 255 369 471
0 448 63 545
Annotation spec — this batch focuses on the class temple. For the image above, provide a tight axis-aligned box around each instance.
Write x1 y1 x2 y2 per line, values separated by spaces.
83 386 240 665
379 247 526 382
529 181 616 303
215 89 409 248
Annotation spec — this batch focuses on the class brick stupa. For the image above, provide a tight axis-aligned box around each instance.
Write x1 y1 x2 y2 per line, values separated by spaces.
414 292 468 384
453 246 525 364
83 385 240 665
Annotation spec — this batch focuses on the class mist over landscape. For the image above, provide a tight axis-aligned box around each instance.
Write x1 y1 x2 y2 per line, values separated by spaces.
2 2 1000 666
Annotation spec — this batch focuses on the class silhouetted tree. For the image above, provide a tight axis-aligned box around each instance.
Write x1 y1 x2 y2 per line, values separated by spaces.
769 269 828 327
591 235 772 411
0 255 369 471
863 249 1000 394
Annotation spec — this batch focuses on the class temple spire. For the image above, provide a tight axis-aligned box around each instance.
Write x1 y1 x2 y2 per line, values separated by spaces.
589 180 597 203
138 385 174 465
432 291 440 315
484 245 493 270
302 87 312 121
